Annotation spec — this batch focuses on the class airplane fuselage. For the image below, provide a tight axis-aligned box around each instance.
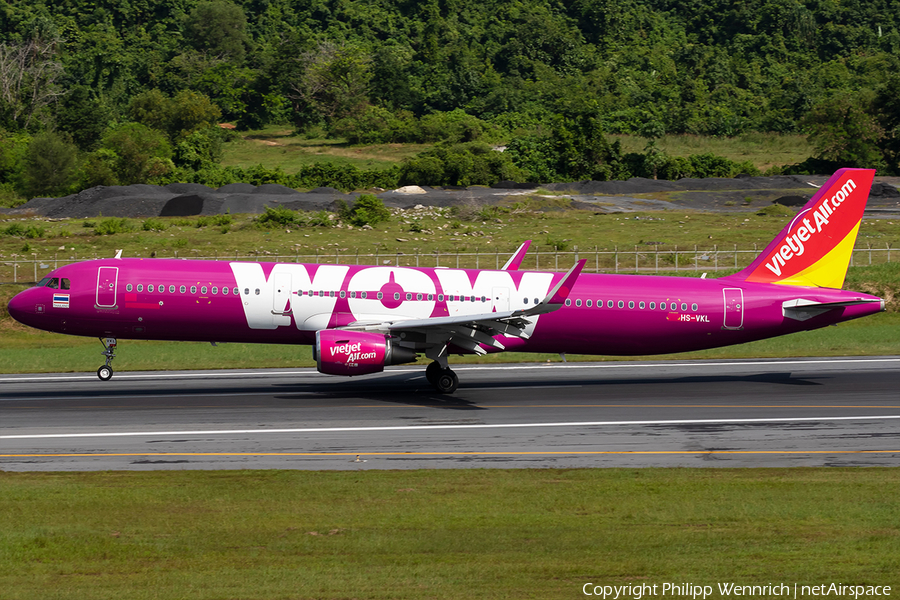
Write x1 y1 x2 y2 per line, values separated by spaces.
8 258 884 356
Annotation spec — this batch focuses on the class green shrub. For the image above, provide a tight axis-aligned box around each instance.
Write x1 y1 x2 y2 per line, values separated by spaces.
343 194 390 226
95 218 133 235
142 218 168 231
256 205 298 228
2 223 46 238
306 210 335 227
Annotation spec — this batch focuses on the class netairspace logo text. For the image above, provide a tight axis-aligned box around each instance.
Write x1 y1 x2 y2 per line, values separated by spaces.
582 583 892 599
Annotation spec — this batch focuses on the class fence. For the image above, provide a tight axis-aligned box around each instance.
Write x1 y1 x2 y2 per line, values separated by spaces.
1 243 896 284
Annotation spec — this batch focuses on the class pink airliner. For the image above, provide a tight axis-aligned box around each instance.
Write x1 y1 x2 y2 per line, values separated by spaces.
7 169 885 393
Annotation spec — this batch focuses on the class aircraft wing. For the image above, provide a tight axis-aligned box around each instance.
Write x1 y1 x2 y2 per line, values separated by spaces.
344 259 586 354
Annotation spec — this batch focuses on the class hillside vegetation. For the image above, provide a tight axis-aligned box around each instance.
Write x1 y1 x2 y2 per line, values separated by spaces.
3 0 900 203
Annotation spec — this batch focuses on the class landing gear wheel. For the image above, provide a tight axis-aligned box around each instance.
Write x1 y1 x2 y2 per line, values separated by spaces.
425 361 443 384
433 368 459 394
98 337 117 381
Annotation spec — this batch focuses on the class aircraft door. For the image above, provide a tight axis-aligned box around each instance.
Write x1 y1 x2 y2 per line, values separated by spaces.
96 266 118 308
272 272 292 315
492 287 509 312
722 288 744 330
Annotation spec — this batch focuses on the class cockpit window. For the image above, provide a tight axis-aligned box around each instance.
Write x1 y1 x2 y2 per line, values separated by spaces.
37 277 51 287
61 278 70 290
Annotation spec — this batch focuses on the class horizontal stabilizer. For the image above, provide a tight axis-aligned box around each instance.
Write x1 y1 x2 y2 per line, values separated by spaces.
782 297 883 321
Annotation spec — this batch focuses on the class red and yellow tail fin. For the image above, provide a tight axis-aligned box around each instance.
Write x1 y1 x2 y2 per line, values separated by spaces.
729 168 875 289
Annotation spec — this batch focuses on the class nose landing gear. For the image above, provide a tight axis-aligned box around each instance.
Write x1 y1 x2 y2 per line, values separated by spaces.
98 337 117 381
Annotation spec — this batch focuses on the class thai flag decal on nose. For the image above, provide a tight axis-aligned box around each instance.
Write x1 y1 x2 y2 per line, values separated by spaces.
53 293 70 308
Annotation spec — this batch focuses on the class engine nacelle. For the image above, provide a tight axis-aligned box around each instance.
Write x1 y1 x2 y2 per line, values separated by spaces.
315 329 418 376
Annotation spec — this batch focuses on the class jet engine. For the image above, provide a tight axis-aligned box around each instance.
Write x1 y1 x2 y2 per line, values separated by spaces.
315 329 418 376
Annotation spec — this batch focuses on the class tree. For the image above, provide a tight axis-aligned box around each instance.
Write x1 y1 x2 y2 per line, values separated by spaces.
0 38 64 130
129 89 221 141
802 96 884 169
21 132 80 198
54 85 111 150
872 75 900 174
99 123 173 185
183 1 248 63
287 42 372 126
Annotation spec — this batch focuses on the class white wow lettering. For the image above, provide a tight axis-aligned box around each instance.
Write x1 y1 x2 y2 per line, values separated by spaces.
764 178 856 276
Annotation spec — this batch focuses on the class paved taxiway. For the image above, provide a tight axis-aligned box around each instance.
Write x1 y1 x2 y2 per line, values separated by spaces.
2 357 899 471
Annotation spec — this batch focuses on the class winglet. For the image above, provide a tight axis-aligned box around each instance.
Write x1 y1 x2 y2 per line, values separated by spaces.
501 241 531 271
726 168 875 288
545 259 585 305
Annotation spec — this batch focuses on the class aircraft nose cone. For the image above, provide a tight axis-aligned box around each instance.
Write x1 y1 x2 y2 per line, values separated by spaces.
6 289 31 324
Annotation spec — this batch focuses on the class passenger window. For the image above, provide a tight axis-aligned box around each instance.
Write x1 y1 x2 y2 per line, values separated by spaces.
681 303 687 311
148 284 155 292
438 294 444 302
692 303 698 311
618 300 624 308
586 300 592 307
180 285 187 293
670 302 677 310
244 288 249 295
575 299 582 307
340 290 346 299
137 284 143 292
417 293 423 301
628 301 634 309
377 292 383 300
255 288 260 295
565 299 572 306
427 294 433 301
394 292 400 300
405 293 411 300
362 291 368 299
169 285 176 293
350 291 355 299
650 302 655 309
189 286 196 294
639 301 645 309
201 286 207 294
126 284 133 292
660 302 666 310
222 287 228 295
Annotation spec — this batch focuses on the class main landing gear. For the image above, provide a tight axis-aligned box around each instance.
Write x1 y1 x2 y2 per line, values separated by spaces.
98 337 117 381
425 360 459 394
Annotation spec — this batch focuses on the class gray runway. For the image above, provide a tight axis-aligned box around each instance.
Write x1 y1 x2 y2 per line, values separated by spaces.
1 357 899 471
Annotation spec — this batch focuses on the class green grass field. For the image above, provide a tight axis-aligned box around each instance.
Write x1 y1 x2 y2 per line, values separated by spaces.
1 469 898 599
219 129 813 174
611 133 814 172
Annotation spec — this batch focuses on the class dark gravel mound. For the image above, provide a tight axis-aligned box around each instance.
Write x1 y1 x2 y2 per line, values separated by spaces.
254 183 301 195
217 183 256 193
872 183 900 197
164 182 216 194
220 194 274 215
7 174 897 218
773 195 810 206
160 194 224 216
